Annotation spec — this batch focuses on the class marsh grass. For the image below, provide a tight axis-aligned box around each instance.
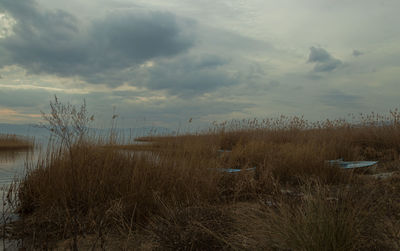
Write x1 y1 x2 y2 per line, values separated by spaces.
4 99 400 249
229 181 380 250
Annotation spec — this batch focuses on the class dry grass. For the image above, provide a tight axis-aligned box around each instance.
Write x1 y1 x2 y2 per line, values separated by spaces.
3 99 400 250
230 181 387 250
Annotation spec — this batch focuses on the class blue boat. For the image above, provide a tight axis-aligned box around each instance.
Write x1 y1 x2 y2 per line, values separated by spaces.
327 159 378 169
217 167 256 173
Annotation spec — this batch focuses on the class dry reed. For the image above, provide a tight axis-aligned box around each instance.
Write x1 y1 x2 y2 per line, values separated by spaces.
4 98 400 250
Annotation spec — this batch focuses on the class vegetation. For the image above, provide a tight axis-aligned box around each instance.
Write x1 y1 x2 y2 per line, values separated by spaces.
2 98 400 250
0 134 33 151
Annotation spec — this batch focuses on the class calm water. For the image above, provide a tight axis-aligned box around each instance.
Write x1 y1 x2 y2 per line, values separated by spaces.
0 151 30 186
0 150 32 249
0 149 38 209
0 144 47 249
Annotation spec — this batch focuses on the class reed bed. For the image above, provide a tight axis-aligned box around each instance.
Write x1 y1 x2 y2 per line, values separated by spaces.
3 99 400 250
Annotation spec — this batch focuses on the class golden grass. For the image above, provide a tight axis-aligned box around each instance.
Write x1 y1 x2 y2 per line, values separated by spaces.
4 102 400 249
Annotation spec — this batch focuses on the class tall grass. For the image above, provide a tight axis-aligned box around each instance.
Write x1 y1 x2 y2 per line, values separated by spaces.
230 180 390 251
5 99 400 249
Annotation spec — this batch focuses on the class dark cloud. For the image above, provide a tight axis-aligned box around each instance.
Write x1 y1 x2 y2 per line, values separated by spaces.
0 0 269 98
0 0 38 21
135 55 239 97
0 0 194 86
308 47 342 72
352 49 363 57
88 12 194 70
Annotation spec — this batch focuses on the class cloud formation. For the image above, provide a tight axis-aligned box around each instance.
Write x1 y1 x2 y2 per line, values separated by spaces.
1 0 400 127
0 0 194 86
308 47 342 72
134 55 239 97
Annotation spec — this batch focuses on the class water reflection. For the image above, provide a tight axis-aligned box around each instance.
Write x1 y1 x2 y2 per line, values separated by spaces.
0 149 35 248
0 150 26 164
0 150 34 186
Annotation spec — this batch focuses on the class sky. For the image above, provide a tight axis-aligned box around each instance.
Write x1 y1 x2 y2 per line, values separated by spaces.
0 0 399 129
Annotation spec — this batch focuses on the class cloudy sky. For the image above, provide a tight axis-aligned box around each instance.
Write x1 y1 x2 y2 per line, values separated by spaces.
0 0 399 129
